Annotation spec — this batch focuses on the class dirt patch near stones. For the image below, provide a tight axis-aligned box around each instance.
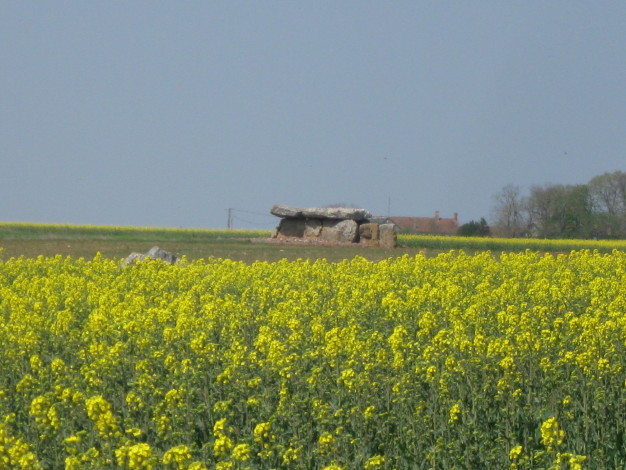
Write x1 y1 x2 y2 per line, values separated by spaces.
252 236 383 248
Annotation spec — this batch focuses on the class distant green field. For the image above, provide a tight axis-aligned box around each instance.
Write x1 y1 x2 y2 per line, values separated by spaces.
0 222 419 263
0 223 277 262
0 222 270 241
1 223 625 263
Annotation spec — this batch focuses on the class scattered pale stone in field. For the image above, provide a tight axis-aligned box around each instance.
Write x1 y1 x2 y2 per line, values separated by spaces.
122 252 146 266
122 246 179 266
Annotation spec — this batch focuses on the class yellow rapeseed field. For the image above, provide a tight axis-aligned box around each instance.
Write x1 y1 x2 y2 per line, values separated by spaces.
1 249 625 468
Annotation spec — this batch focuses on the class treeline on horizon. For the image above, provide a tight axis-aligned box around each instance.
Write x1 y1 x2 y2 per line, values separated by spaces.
489 170 626 239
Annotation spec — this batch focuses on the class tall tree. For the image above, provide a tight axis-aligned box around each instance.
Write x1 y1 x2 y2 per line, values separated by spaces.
527 184 560 237
588 171 626 237
527 184 593 238
588 171 626 214
491 184 526 237
493 171 626 239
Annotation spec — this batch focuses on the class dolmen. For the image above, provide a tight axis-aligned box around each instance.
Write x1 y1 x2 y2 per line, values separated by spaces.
270 204 397 247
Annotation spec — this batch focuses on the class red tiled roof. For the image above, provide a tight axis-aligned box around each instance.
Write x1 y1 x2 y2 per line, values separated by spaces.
383 215 459 235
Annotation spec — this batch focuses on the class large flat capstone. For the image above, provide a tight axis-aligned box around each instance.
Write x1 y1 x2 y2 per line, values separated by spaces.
271 204 372 221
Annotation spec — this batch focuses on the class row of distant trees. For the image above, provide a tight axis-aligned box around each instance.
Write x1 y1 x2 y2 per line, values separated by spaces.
491 170 626 239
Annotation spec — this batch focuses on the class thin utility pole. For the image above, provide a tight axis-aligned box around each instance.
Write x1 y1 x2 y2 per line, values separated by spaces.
227 208 233 229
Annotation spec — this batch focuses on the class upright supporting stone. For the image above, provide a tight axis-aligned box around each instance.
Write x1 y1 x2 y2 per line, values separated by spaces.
359 223 379 241
320 219 359 243
304 219 323 238
277 218 306 238
379 224 398 248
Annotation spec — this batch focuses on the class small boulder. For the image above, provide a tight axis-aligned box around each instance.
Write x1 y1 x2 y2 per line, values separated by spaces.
122 252 146 266
146 246 179 264
123 246 179 266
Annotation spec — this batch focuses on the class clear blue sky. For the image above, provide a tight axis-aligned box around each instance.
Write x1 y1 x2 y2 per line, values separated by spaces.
2 2 625 230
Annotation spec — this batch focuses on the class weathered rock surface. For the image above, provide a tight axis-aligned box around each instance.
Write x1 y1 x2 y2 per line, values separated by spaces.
146 246 179 264
271 204 371 221
270 205 304 218
304 219 323 238
122 246 179 266
276 219 306 238
301 207 372 221
359 222 380 241
379 224 398 248
277 218 357 242
320 219 359 243
122 252 146 266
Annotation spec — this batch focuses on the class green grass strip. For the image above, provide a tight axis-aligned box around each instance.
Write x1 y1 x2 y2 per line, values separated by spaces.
0 222 271 241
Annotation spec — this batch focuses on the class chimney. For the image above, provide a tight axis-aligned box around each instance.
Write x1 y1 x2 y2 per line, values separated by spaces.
435 210 440 220
453 212 458 222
